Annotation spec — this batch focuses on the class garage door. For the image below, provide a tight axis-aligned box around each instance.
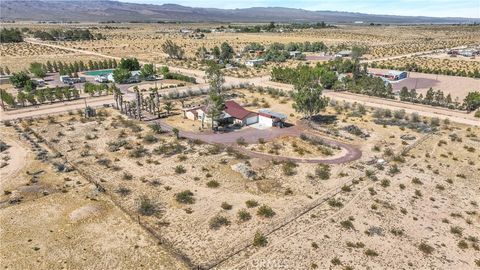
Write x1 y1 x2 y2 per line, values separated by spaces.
258 115 272 126
245 115 258 125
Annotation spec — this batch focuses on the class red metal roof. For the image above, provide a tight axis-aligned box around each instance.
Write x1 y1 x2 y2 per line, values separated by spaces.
224 100 257 120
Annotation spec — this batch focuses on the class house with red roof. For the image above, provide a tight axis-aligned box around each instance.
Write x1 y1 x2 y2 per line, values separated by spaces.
183 100 259 126
223 100 258 126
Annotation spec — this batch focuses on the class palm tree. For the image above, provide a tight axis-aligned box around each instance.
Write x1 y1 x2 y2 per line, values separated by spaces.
163 101 174 116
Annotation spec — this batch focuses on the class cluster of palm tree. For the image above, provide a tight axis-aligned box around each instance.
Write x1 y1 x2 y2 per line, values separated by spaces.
114 86 175 120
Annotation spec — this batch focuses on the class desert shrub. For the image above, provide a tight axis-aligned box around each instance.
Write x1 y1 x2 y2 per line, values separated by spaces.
129 146 149 158
450 226 463 236
246 200 259 208
138 196 157 216
143 134 158 144
116 186 131 196
209 215 230 229
340 220 355 230
390 228 405 236
364 249 379 256
418 242 434 255
236 137 247 146
253 232 268 247
412 177 423 185
458 240 468 249
341 185 352 192
238 209 252 222
148 123 162 134
175 190 195 204
282 160 297 176
206 180 220 188
328 198 343 208
315 164 331 180
122 172 133 180
257 205 275 218
346 241 365 248
221 202 232 210
331 257 341 265
381 179 390 187
174 165 186 174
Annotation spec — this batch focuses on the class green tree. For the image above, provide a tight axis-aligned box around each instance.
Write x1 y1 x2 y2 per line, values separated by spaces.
206 63 224 92
292 81 329 119
0 89 15 109
463 91 480 112
140 63 156 79
9 72 30 88
399 86 410 101
118 58 140 71
220 42 234 61
0 28 23 43
35 89 46 104
195 46 209 61
206 90 225 130
112 67 131 84
163 101 174 115
16 91 27 106
319 70 337 89
29 62 46 78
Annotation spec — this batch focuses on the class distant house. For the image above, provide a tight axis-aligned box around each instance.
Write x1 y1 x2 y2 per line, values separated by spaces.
245 59 265 67
32 78 46 87
289 51 302 58
387 70 408 81
258 109 287 128
107 70 141 83
335 50 352 58
95 75 109 83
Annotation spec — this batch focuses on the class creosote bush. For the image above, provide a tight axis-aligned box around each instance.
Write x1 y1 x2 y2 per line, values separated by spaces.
175 190 195 204
138 196 157 216
209 215 230 230
253 231 268 247
238 209 252 222
257 205 276 218
246 200 259 208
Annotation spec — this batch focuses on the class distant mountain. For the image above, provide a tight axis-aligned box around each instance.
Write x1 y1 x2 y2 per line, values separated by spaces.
0 0 477 24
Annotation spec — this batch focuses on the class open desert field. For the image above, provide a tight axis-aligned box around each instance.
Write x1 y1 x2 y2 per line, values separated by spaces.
2 22 479 73
0 122 187 269
2 93 478 268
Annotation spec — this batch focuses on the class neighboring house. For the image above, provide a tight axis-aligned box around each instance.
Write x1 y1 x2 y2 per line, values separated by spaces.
245 59 265 67
369 70 407 81
334 50 352 58
289 51 302 58
107 70 141 83
95 75 109 83
32 78 45 87
387 70 408 81
258 109 288 128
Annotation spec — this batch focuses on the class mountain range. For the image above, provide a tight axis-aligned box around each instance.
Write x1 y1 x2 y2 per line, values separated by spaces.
0 0 477 24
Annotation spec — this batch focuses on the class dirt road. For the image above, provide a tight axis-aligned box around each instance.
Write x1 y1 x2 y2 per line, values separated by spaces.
144 113 362 164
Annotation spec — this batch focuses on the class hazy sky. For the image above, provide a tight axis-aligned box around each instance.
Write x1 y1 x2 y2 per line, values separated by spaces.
120 0 480 18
